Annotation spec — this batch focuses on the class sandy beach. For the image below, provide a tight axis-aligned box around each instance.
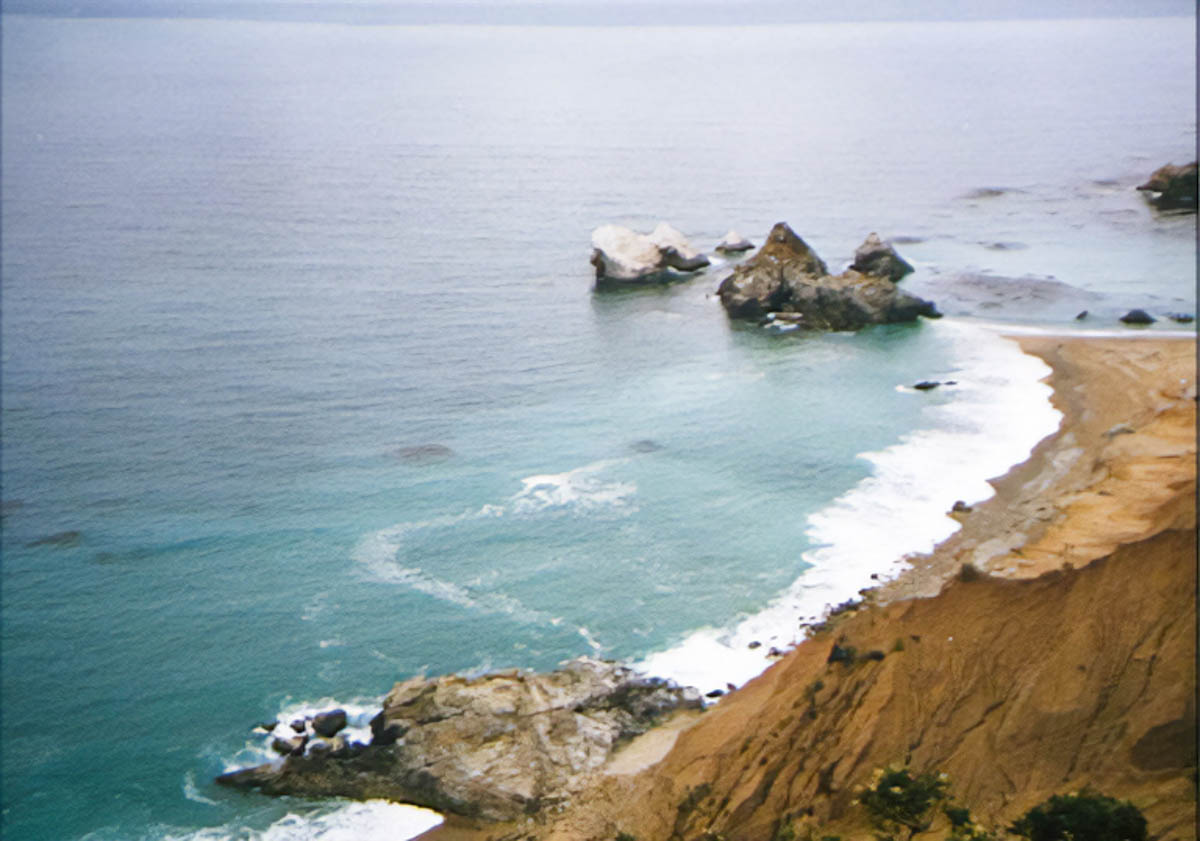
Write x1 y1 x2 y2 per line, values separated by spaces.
881 332 1196 601
421 331 1197 841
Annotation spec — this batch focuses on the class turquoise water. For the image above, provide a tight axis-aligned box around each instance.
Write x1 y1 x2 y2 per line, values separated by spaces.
1 14 1195 841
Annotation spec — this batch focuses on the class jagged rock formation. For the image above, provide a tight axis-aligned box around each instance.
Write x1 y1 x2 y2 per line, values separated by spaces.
216 658 701 821
850 232 914 283
590 223 710 283
1137 161 1198 210
716 223 939 328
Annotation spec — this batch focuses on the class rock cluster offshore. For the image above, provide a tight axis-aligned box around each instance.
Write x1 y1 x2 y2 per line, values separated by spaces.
717 222 939 330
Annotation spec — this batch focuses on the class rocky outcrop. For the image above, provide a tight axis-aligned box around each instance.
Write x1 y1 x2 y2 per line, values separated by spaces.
716 223 939 328
590 223 710 283
216 658 701 821
520 527 1197 841
1137 161 1198 210
851 232 914 282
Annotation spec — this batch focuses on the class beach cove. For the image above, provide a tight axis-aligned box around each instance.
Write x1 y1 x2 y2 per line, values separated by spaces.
418 331 1196 841
1 9 1195 841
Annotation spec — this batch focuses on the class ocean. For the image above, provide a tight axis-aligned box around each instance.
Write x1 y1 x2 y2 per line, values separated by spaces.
1 12 1194 841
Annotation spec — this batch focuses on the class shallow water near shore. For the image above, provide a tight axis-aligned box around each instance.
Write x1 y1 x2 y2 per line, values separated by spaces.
1 12 1195 841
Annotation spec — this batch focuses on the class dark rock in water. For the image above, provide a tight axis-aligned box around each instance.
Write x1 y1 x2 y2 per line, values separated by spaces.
312 709 348 738
394 444 455 464
1119 309 1156 325
217 658 702 822
717 222 938 329
851 232 914 283
767 647 783 658
1137 161 1198 211
254 721 279 733
25 530 82 548
960 186 1024 200
272 735 307 756
1076 310 1089 320
951 500 973 514
747 641 762 650
981 241 1028 251
705 688 725 698
290 718 308 734
1166 312 1195 323
889 235 925 245
913 381 941 391
630 439 664 454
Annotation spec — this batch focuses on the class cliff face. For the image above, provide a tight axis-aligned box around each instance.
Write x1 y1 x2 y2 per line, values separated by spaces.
535 525 1196 841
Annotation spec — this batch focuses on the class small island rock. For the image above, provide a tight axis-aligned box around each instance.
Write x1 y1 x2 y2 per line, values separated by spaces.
715 229 754 253
1136 162 1198 210
590 223 710 283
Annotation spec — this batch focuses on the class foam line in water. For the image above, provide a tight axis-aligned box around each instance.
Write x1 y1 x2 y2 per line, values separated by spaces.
159 801 443 841
636 321 1060 696
352 460 635 628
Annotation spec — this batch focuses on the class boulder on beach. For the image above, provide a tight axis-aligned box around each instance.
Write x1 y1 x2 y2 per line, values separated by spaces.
715 229 754 253
1136 162 1198 210
850 232 915 283
716 222 938 329
216 657 702 822
590 223 710 283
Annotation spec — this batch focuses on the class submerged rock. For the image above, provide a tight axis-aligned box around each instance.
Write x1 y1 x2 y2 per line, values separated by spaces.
590 223 710 283
1136 162 1198 211
394 444 455 464
851 232 914 283
25 530 82 549
216 658 701 822
716 222 938 329
917 272 1101 320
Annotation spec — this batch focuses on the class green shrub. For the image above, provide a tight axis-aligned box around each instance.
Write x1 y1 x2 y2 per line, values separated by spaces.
858 767 950 841
1009 790 1147 841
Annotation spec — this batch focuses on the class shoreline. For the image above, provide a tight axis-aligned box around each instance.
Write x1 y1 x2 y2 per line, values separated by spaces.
877 331 1196 604
417 330 1196 841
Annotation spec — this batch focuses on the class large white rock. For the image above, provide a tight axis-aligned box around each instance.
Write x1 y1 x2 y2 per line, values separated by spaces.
590 225 663 281
715 229 754 253
590 223 710 282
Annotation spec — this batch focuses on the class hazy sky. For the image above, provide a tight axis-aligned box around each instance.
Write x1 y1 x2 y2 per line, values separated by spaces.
3 0 1196 24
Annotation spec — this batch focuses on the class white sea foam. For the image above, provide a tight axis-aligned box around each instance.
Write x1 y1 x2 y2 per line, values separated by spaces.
181 772 218 806
509 459 635 515
636 320 1061 696
353 460 634 626
159 801 442 841
225 697 384 772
